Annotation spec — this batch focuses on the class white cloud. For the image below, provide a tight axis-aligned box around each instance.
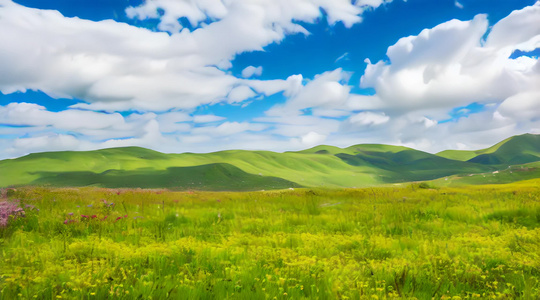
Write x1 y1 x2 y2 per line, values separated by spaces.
0 0 240 111
0 103 130 136
0 0 383 112
266 69 351 116
300 131 327 146
241 66 263 78
361 5 540 114
485 3 540 51
227 86 257 103
355 0 392 9
127 0 389 35
156 111 192 133
455 1 464 9
192 122 267 136
497 91 540 120
312 108 351 118
357 2 540 153
10 134 83 154
335 52 350 63
349 111 390 126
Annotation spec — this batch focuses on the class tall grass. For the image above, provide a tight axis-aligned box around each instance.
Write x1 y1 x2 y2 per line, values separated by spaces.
0 183 539 299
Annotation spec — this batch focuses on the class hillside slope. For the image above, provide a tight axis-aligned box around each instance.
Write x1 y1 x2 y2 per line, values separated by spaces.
30 163 302 191
0 134 538 189
437 134 540 164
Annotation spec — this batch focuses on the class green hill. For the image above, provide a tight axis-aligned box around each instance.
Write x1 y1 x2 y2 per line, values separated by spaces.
467 134 540 165
437 134 540 164
0 134 538 190
30 163 302 191
0 148 384 189
333 148 491 182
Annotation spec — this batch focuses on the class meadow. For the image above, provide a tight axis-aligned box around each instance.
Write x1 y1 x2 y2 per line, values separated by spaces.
1 181 539 299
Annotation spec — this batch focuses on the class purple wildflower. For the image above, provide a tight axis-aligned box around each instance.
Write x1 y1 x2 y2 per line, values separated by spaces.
0 200 25 227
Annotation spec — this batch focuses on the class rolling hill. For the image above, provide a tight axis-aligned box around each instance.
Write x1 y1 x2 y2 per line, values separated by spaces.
0 134 538 190
437 134 540 164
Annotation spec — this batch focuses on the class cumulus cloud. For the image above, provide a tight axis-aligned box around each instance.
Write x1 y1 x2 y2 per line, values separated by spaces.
0 0 386 112
485 4 540 51
361 5 540 113
497 91 540 120
126 0 393 34
350 3 540 151
266 69 352 116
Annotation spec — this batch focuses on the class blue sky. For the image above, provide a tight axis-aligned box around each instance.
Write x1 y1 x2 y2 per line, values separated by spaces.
0 0 539 158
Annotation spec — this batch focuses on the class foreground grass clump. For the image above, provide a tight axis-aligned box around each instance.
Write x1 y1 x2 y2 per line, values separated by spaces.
0 182 539 299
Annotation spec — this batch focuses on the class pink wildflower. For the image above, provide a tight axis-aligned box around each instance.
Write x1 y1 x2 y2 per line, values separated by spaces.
0 200 25 227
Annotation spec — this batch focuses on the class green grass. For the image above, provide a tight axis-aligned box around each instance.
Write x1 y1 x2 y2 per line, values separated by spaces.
1 183 539 299
431 162 540 187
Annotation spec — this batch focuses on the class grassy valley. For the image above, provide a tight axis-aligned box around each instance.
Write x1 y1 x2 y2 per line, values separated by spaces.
0 135 539 299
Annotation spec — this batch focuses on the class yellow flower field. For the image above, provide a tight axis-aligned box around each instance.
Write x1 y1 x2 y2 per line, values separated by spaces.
1 181 539 299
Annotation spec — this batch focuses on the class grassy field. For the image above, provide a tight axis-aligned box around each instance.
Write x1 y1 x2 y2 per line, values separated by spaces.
1 182 539 299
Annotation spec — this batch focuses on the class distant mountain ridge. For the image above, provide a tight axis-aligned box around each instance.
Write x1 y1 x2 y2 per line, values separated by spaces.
0 134 538 190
